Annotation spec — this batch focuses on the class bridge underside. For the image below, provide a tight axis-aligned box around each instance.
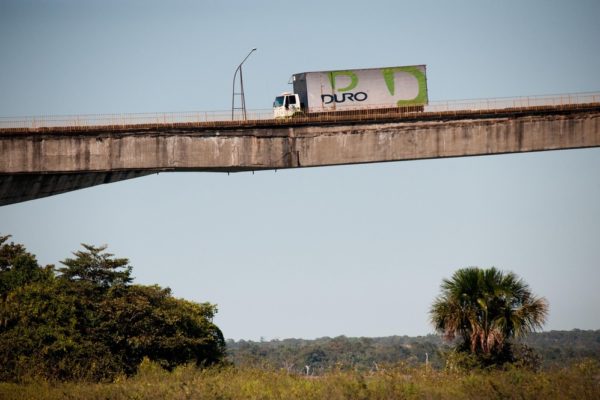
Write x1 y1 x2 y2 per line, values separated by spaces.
0 171 156 206
1 105 599 206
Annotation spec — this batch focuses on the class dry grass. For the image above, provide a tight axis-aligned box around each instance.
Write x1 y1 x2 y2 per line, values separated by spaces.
1 358 598 400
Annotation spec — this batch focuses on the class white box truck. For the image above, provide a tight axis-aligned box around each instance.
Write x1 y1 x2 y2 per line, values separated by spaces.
273 65 427 118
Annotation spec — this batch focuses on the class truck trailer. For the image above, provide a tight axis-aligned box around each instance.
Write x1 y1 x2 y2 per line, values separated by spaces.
273 65 428 118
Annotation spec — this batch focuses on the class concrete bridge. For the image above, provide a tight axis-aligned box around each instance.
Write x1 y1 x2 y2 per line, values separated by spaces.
1 101 599 206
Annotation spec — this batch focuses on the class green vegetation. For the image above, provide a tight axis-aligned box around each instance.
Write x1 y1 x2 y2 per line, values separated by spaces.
226 330 600 373
430 267 548 368
0 235 225 382
228 335 445 372
1 236 598 398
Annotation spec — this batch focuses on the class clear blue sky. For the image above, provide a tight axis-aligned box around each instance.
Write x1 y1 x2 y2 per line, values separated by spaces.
1 0 599 340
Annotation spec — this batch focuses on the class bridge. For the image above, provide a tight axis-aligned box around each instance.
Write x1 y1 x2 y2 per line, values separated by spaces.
1 93 599 206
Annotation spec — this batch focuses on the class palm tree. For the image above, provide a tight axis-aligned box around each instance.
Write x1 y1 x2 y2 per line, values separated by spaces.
430 267 548 359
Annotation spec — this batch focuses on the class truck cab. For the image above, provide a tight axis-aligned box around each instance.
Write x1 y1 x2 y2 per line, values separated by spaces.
273 93 302 118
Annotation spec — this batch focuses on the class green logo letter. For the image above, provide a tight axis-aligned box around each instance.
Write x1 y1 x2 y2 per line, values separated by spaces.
328 71 359 92
382 66 428 106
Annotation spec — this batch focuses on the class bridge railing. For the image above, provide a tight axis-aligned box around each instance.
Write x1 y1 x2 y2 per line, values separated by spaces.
1 92 599 131
0 111 248 130
425 92 600 112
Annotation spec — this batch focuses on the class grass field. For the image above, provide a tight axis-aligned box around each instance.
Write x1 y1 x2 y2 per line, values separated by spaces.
1 358 598 400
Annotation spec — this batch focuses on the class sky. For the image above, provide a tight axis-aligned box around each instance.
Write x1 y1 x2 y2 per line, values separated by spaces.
0 0 599 341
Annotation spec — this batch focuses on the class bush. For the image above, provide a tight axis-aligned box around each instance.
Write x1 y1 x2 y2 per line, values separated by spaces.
0 239 225 382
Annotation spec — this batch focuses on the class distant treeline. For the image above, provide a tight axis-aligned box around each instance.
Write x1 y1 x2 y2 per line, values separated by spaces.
226 330 600 373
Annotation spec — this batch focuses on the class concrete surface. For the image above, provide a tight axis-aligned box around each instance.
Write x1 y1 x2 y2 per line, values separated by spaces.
1 106 599 205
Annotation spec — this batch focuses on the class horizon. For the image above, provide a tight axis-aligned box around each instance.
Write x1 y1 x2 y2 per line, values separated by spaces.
224 327 598 343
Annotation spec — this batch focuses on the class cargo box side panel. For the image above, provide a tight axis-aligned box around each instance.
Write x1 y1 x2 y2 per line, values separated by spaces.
303 65 427 112
292 73 309 111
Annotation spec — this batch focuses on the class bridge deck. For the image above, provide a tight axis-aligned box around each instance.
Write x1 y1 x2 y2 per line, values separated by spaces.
1 100 599 206
0 103 599 135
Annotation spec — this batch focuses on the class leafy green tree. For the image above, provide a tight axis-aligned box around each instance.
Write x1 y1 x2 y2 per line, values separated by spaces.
97 284 225 372
430 267 548 366
0 235 52 299
58 244 132 289
0 238 226 382
0 277 120 381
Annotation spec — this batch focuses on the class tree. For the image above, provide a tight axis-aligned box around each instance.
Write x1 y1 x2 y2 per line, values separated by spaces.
98 284 225 372
58 244 132 289
0 239 226 382
0 235 53 298
430 267 548 366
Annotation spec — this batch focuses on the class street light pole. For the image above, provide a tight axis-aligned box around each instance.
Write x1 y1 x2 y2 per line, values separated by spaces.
232 48 257 121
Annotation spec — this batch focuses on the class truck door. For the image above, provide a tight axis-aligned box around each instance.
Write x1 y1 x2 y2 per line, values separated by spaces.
287 95 297 111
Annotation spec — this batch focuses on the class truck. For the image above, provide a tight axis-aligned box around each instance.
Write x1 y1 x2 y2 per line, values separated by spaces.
273 65 428 118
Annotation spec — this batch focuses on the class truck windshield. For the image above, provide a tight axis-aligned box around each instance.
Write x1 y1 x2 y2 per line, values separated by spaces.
273 96 285 107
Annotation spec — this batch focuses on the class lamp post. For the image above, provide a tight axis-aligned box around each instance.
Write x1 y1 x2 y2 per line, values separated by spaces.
231 48 257 120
